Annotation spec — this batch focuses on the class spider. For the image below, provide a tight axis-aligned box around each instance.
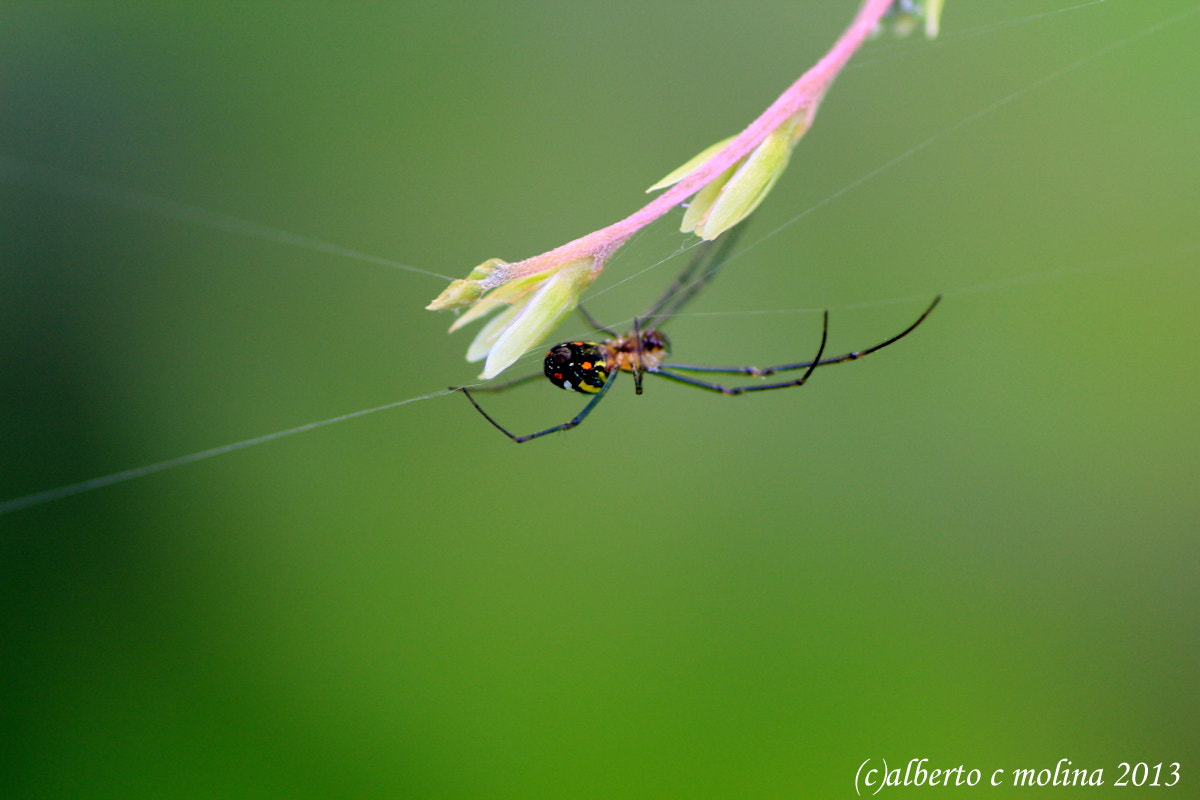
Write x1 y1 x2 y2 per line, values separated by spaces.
455 230 940 443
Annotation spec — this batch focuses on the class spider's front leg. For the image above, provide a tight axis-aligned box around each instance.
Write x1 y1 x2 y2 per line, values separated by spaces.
652 310 829 395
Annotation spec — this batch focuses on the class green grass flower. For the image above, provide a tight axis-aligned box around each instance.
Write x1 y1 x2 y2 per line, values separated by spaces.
429 0 942 378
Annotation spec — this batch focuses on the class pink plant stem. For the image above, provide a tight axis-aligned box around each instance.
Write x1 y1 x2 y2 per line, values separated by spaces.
490 0 896 285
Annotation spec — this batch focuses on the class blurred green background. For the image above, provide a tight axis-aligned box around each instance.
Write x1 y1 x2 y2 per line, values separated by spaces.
2 2 1197 797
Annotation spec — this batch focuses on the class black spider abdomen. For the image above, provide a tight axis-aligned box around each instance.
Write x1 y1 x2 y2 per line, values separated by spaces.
544 342 609 394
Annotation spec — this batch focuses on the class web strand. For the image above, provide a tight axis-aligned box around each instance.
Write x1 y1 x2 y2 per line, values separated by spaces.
0 156 451 282
0 391 453 516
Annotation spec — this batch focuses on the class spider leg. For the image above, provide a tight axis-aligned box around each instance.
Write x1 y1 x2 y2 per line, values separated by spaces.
661 295 940 377
459 369 620 443
576 305 618 338
632 315 646 395
640 223 747 329
650 311 828 395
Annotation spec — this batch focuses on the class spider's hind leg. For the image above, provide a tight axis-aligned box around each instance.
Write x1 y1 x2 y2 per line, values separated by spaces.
461 369 621 443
